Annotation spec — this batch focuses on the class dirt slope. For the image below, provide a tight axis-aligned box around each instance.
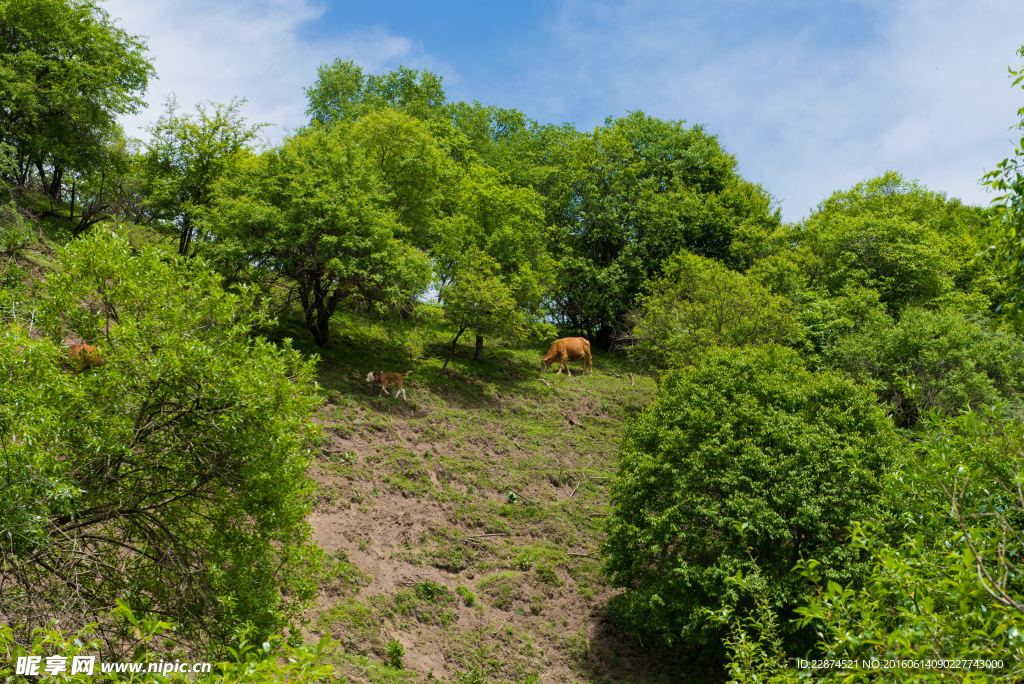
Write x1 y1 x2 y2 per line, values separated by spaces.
288 322 690 683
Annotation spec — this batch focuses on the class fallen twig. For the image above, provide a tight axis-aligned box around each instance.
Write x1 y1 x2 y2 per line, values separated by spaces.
507 488 537 506
465 533 508 539
540 379 553 389
493 620 506 636
571 458 595 495
567 552 597 559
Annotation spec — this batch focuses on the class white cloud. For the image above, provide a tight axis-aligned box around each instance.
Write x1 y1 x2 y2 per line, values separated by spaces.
503 0 1024 220
102 0 451 141
102 0 1024 221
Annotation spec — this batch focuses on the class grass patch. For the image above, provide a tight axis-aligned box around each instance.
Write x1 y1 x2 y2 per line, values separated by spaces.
476 571 523 611
456 585 476 607
317 598 379 655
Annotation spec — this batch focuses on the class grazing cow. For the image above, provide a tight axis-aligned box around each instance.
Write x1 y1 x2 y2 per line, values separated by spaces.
366 370 412 400
66 344 105 371
540 338 592 376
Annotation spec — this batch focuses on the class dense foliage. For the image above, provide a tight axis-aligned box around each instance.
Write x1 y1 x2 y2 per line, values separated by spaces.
625 251 797 370
712 409 1024 683
535 111 781 348
208 113 434 346
825 305 1024 426
139 98 266 256
1 231 323 650
983 45 1024 325
602 346 898 652
781 172 990 316
0 0 153 230
7 1 1024 678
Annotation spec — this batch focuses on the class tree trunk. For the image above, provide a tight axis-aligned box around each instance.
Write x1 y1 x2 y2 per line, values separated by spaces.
595 326 612 351
178 219 192 257
474 334 484 362
441 327 467 374
49 165 64 200
299 279 333 348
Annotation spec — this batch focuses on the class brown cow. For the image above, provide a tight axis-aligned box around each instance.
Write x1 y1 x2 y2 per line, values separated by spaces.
540 337 592 376
66 344 105 371
366 370 412 400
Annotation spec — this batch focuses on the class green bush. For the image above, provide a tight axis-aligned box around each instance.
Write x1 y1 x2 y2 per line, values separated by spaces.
792 408 1024 681
385 638 405 669
0 230 323 651
626 251 798 370
710 411 1024 683
414 581 453 604
0 603 335 683
0 200 31 255
455 585 476 607
602 345 898 652
826 305 1024 426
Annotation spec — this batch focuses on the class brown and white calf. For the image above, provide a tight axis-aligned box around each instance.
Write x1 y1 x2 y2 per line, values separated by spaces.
540 337 592 376
366 370 412 400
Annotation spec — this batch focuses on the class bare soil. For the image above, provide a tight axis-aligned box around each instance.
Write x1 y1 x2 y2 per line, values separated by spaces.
297 339 696 683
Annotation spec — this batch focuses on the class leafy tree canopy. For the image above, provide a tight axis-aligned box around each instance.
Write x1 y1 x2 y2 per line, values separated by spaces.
0 230 323 651
304 59 447 126
435 165 552 311
207 112 433 347
602 345 898 653
139 97 267 256
0 0 153 197
538 110 780 346
781 171 995 316
625 250 798 370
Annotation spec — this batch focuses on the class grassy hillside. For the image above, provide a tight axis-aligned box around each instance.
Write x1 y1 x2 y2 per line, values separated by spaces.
268 312 701 683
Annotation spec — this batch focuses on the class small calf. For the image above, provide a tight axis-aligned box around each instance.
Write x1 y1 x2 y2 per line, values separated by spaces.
66 344 105 371
366 370 412 400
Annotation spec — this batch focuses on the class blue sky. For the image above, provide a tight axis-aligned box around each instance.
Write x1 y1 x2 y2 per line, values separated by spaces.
105 0 1024 222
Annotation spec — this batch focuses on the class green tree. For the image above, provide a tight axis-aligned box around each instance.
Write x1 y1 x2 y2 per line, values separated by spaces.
435 164 553 361
305 60 447 126
448 101 540 178
535 111 780 347
207 115 432 347
350 106 453 249
783 172 992 317
602 345 897 653
625 251 798 370
57 127 147 235
0 230 323 650
439 250 525 372
140 97 267 256
0 0 153 198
